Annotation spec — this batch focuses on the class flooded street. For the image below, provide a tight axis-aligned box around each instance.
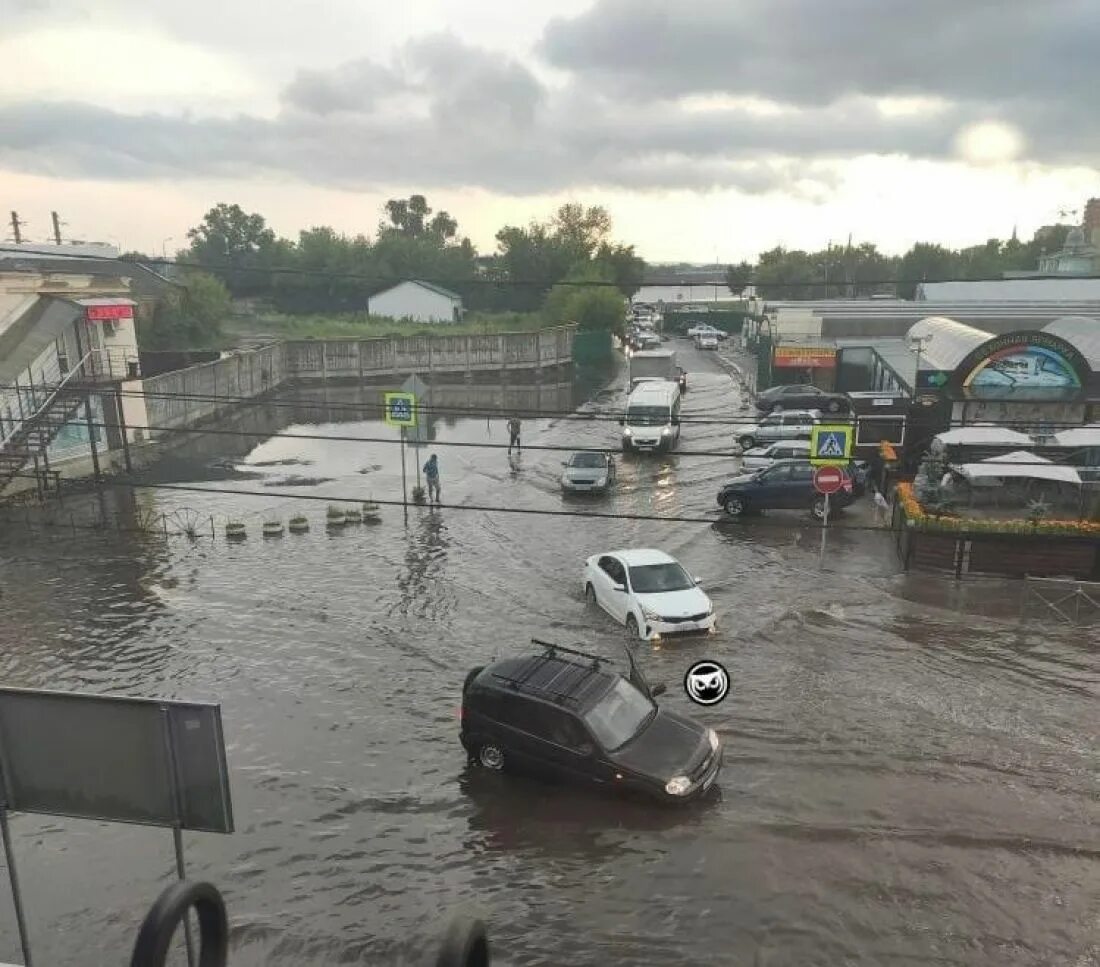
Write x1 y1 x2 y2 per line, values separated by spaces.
1 343 1098 966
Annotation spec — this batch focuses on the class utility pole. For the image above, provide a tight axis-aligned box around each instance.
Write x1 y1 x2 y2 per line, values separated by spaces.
51 211 64 245
9 211 24 244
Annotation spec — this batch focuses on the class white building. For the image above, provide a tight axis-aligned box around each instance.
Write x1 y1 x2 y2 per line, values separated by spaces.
367 280 463 323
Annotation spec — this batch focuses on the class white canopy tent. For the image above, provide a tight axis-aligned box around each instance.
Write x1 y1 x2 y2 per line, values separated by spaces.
933 426 1034 448
955 451 1082 485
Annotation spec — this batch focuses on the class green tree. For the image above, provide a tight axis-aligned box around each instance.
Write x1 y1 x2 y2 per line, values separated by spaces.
138 272 231 350
542 263 626 335
183 203 284 297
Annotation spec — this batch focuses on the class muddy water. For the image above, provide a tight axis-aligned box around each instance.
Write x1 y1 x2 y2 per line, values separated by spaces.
0 344 1097 966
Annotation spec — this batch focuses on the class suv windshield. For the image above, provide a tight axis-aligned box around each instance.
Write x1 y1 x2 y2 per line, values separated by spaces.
628 562 694 593
626 405 670 426
584 678 654 751
570 452 606 468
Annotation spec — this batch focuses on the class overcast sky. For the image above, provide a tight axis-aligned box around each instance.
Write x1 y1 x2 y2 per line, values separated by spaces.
2 0 1098 261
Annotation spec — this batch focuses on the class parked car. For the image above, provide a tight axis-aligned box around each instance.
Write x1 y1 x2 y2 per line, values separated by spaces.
687 323 720 339
717 460 855 520
638 330 662 349
561 451 616 494
460 643 723 803
740 440 812 470
697 333 719 350
583 548 716 640
755 384 850 414
737 409 820 450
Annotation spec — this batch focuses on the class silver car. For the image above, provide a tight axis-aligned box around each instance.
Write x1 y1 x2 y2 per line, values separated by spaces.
737 410 821 450
561 451 616 494
740 440 812 470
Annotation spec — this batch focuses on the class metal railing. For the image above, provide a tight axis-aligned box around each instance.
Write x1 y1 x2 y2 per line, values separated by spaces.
130 880 490 967
0 351 93 451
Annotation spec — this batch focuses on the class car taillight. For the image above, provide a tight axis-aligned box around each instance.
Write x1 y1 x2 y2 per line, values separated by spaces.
457 706 465 721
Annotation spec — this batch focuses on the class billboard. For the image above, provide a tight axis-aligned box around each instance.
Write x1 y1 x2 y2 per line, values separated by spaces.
953 331 1090 397
0 688 233 833
774 346 836 368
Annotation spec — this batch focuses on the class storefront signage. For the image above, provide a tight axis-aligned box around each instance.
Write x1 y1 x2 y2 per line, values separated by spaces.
86 304 134 321
952 331 1090 397
773 346 836 368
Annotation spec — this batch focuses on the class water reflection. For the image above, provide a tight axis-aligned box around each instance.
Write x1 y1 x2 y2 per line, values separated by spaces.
394 509 451 618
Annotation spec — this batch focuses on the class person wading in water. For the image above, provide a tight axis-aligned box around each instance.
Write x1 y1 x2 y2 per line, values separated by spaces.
507 416 522 455
423 453 441 504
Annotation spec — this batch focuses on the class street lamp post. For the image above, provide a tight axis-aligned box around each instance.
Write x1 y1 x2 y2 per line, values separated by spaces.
161 236 174 259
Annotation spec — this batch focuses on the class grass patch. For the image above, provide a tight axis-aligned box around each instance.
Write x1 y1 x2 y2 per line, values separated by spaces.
224 309 548 343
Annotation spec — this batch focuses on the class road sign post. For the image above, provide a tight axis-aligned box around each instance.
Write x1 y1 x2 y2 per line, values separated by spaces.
385 392 418 526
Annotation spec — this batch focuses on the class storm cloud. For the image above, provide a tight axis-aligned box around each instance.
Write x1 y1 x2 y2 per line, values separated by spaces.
1 1 1098 194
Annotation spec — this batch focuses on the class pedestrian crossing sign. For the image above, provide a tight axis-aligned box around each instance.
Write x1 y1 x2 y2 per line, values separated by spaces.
810 423 853 466
384 392 417 427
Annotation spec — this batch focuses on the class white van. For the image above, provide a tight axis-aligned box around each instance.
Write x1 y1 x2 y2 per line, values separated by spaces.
621 381 682 453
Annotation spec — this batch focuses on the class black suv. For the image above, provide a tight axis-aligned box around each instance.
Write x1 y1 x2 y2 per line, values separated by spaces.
717 459 856 519
461 643 722 804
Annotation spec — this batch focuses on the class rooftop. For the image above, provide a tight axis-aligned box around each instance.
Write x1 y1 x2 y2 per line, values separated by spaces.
611 548 676 566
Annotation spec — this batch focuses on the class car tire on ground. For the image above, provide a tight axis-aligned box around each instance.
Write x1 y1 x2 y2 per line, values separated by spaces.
724 496 747 517
738 435 755 450
477 742 505 771
585 584 597 607
811 496 831 520
827 399 841 413
625 614 641 639
771 402 784 413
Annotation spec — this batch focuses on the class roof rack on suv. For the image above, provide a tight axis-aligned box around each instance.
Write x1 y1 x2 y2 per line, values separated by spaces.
530 639 613 669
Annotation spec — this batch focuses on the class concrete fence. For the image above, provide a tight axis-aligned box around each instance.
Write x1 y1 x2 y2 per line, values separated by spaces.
283 326 575 382
143 343 286 430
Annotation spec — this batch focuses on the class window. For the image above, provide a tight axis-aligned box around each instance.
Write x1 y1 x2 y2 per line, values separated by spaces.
584 679 655 751
599 556 625 585
760 465 790 482
856 417 905 446
571 452 606 469
761 415 781 428
789 464 814 482
627 562 694 593
532 706 590 751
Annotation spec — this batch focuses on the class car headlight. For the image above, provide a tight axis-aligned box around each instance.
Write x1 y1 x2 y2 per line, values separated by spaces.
665 776 692 796
661 427 672 436
623 427 633 436
708 728 720 752
642 605 661 621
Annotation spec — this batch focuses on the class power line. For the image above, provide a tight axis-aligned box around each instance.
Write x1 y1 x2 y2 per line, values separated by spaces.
5 244 1100 290
1 473 915 536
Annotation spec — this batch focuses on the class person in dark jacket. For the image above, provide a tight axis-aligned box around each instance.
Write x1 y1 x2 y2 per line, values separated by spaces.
507 417 522 454
424 453 441 504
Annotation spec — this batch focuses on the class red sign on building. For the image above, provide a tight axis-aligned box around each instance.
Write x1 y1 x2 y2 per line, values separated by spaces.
86 304 134 321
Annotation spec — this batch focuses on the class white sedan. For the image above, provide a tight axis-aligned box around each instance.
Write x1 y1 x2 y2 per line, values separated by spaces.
687 323 720 339
583 549 716 640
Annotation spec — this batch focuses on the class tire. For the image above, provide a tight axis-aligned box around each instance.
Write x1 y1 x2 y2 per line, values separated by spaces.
827 399 841 413
585 583 597 607
724 495 746 517
477 742 505 771
738 435 755 450
625 614 641 640
771 402 783 413
811 496 828 520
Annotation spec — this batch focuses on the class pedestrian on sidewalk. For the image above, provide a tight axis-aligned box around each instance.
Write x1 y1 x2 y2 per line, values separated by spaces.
507 416 522 454
871 484 890 525
423 453 441 504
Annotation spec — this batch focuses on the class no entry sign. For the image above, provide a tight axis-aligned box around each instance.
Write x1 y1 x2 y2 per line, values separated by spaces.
813 465 845 495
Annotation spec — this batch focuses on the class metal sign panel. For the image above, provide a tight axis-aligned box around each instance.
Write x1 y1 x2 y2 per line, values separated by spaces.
810 423 854 466
384 391 417 428
0 689 233 833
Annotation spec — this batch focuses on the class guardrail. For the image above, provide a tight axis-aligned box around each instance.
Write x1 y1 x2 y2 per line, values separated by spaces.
0 351 93 451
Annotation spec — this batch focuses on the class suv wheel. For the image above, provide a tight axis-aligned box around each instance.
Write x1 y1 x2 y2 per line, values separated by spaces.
724 495 747 517
771 402 784 413
738 435 755 450
811 496 828 520
478 743 505 771
625 614 641 639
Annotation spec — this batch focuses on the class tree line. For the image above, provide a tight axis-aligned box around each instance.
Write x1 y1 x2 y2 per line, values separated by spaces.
725 225 1073 300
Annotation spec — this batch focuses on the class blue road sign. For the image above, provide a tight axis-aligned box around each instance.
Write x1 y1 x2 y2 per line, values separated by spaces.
384 392 417 427
810 423 853 465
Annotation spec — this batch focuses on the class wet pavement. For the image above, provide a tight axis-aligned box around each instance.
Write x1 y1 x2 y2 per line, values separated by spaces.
0 341 1098 966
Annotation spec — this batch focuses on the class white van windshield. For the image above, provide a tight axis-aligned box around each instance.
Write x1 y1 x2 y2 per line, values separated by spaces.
626 405 670 426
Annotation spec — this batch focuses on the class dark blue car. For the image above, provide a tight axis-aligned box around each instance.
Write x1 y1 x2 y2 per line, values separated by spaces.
717 459 858 519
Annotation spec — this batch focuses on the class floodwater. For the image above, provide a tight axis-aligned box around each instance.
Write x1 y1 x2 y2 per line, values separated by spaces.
0 344 1097 966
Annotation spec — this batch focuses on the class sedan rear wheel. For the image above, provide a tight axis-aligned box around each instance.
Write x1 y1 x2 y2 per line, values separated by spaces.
811 496 828 520
724 496 747 517
827 399 841 413
738 435 755 450
771 402 784 413
478 743 505 771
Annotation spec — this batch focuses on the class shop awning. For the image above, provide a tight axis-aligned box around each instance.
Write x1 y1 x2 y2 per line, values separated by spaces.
955 451 1082 485
1052 425 1100 448
933 426 1034 447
